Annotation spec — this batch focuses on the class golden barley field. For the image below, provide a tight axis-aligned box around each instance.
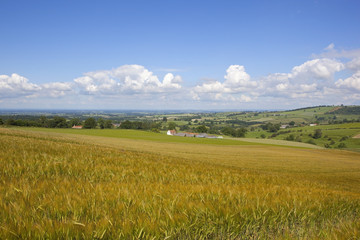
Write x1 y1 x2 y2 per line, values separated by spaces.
1 127 360 239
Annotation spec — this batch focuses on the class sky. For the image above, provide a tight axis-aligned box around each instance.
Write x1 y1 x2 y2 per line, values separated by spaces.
0 0 360 110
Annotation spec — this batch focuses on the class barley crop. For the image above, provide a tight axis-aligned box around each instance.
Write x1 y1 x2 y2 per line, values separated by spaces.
0 128 359 239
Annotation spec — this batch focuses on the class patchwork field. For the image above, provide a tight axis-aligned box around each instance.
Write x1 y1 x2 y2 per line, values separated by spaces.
246 123 360 151
1 127 360 239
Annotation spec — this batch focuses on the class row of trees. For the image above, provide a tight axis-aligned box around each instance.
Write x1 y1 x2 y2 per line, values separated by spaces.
83 118 113 129
0 116 114 129
119 120 161 131
260 123 281 132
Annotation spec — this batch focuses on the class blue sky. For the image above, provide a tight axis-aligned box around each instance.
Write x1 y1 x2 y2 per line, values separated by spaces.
1 0 360 110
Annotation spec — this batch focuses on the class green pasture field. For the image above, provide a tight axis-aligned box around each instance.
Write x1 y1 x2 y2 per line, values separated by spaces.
16 127 325 149
1 127 360 238
18 127 257 146
246 123 360 150
213 106 359 125
280 106 334 116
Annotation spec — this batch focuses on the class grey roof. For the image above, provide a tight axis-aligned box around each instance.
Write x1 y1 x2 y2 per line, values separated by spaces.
173 133 186 137
196 134 208 138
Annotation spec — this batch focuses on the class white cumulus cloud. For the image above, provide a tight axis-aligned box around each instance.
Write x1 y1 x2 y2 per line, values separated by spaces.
192 65 257 102
260 58 347 100
0 73 41 98
193 81 225 93
275 83 288 91
74 65 183 95
290 58 344 80
223 65 256 89
162 73 182 89
346 57 360 71
335 71 360 91
41 82 73 97
0 73 74 99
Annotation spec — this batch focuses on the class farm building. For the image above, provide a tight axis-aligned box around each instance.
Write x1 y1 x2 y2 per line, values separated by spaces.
173 132 195 137
72 125 83 129
170 131 222 139
196 133 208 138
167 130 177 135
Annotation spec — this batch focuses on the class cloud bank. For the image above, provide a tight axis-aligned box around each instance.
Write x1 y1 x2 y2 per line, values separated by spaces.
1 45 360 109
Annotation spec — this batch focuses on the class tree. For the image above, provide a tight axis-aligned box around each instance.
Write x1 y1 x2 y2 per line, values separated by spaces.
180 124 189 131
222 126 235 136
98 118 105 129
83 118 97 129
260 123 280 132
104 120 113 129
120 120 132 129
313 129 322 139
196 125 207 133
285 134 295 141
162 117 167 122
268 124 280 132
151 128 160 133
38 116 49 127
131 121 143 129
168 122 177 130
289 121 295 126
234 128 247 137
50 116 67 128
338 143 346 148
6 119 16 125
0 118 3 125
208 128 220 134
151 122 162 130
69 118 82 127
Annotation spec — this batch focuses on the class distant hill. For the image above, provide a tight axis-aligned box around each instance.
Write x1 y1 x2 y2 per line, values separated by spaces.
325 106 360 115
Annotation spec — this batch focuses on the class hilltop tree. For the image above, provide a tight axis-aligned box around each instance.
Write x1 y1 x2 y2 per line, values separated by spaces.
83 118 97 129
